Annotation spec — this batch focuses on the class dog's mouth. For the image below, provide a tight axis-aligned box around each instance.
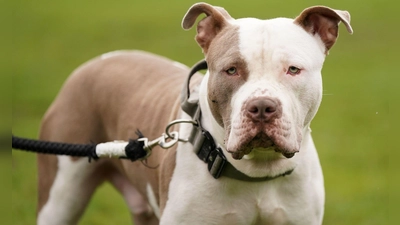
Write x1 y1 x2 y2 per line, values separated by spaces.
227 132 297 160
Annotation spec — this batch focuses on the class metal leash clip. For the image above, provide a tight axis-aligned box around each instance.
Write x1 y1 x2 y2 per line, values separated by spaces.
137 119 197 160
138 131 180 153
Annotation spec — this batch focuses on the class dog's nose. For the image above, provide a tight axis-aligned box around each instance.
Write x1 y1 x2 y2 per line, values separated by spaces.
246 98 280 122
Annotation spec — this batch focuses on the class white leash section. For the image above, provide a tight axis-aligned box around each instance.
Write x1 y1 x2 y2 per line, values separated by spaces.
94 129 184 160
95 141 129 158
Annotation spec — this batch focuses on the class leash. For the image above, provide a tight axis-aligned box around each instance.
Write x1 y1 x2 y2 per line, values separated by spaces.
12 59 293 182
12 134 145 162
12 128 181 162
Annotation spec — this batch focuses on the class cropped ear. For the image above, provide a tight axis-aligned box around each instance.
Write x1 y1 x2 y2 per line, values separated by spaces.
294 6 353 53
182 2 233 54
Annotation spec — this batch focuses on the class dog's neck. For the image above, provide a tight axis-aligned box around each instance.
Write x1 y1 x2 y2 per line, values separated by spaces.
198 71 225 146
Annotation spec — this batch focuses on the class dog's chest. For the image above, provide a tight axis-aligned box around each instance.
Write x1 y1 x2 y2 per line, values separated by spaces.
218 190 293 225
216 183 297 225
165 177 300 224
164 150 308 224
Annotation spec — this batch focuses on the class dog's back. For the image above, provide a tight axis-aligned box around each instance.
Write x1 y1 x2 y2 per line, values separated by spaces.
37 50 200 224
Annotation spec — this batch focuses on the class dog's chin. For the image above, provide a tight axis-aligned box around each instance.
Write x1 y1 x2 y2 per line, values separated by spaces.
230 147 296 160
242 147 294 160
228 134 297 160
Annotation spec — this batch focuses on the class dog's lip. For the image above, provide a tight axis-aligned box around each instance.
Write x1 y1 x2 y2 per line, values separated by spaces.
230 134 273 159
227 133 275 160
228 148 297 160
281 152 295 158
246 133 275 148
227 133 298 159
247 147 297 159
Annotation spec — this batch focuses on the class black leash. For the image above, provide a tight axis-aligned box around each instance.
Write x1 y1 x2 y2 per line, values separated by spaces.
12 132 147 162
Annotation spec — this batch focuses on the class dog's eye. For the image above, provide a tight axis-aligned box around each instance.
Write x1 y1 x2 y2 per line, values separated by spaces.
226 67 238 76
287 66 301 75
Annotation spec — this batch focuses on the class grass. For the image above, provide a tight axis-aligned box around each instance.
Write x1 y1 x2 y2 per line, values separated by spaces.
10 0 398 224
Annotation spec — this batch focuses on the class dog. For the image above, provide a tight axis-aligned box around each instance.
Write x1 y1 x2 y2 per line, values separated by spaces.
36 2 352 225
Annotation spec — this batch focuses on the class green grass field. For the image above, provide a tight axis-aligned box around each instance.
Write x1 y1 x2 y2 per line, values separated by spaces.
11 0 398 224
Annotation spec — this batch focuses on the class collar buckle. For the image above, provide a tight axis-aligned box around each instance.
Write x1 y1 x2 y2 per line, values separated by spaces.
207 147 227 179
196 130 226 179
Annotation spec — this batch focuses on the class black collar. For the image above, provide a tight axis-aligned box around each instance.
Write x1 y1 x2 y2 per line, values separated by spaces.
181 60 293 182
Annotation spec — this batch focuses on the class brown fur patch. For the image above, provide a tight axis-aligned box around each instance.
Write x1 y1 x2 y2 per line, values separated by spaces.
294 6 353 52
36 154 58 213
182 3 233 54
206 25 249 131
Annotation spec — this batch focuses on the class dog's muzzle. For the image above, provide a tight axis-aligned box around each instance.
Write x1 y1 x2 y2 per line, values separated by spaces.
227 97 299 159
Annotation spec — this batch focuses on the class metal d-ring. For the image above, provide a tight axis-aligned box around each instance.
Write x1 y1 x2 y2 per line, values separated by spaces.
165 119 198 142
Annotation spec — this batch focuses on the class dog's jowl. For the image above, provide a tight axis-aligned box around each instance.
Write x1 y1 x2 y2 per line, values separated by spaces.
37 2 352 225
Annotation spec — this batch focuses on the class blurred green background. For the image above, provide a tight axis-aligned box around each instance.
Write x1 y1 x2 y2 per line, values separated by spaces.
10 0 398 224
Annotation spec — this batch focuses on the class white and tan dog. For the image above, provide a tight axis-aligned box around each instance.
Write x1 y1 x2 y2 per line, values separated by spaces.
37 2 352 225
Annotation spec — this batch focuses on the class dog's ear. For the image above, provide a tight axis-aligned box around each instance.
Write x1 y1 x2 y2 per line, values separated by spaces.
182 2 233 54
295 6 353 53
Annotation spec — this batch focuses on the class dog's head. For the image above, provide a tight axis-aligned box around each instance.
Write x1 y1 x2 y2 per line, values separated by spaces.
183 3 352 160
